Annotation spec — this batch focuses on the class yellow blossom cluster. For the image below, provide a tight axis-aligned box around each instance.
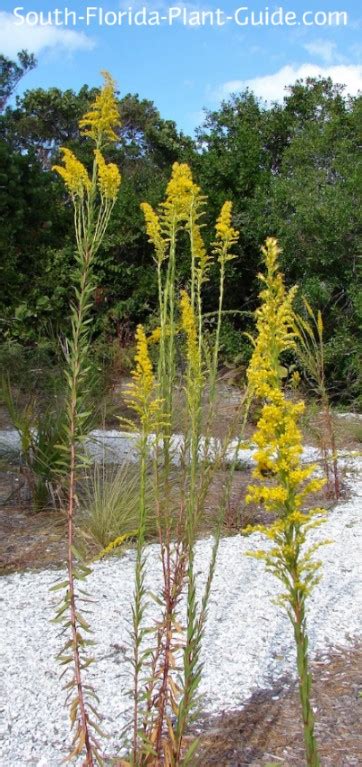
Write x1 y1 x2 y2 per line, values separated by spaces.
148 326 162 344
213 201 239 262
126 325 161 430
162 162 200 223
131 325 154 394
94 150 121 201
79 71 120 145
245 236 326 575
180 290 199 373
52 148 91 199
246 396 324 513
290 370 301 389
191 219 211 283
247 238 297 397
141 163 211 283
140 202 166 264
95 530 138 561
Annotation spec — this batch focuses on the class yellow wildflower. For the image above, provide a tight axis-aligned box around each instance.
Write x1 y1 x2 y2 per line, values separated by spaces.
125 325 162 431
247 238 297 397
131 325 153 394
140 202 166 263
191 221 211 283
213 201 239 261
162 162 198 222
180 290 199 372
290 370 301 388
79 71 120 145
245 235 327 603
94 530 138 561
94 149 121 201
148 326 162 344
52 148 91 198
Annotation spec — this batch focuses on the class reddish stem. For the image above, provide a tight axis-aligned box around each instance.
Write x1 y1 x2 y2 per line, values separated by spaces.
67 433 94 766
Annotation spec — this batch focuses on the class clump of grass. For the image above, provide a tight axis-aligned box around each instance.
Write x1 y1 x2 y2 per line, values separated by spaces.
1 377 65 510
293 300 340 499
78 462 154 550
350 421 362 444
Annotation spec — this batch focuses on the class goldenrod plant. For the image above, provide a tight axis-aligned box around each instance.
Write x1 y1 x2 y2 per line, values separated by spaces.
244 238 327 767
52 72 121 767
293 300 340 498
121 163 241 766
123 323 164 764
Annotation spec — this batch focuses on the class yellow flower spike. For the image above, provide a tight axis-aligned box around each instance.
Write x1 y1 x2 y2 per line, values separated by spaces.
261 236 281 273
132 324 154 395
125 324 163 431
245 236 326 522
214 201 239 260
148 326 162 344
79 70 120 146
162 162 199 222
140 202 166 263
290 370 301 389
247 238 298 398
52 147 91 198
317 309 323 337
192 220 211 282
180 290 199 372
94 150 121 201
94 530 138 561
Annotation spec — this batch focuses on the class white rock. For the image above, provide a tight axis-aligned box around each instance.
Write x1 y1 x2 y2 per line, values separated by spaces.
0 458 361 766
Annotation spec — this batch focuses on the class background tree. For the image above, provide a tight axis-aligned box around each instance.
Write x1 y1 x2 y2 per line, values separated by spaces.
1 64 360 403
0 78 196 345
196 78 361 401
0 50 36 112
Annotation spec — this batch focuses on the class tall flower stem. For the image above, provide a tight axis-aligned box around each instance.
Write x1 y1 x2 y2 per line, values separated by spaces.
52 71 121 765
137 166 240 766
131 439 147 765
245 238 326 767
292 588 320 767
65 247 95 766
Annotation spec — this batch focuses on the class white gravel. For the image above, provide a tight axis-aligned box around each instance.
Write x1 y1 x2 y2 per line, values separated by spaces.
1 458 361 766
0 428 321 467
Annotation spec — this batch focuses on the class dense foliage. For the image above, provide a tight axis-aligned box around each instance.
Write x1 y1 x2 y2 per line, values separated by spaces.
0 53 360 403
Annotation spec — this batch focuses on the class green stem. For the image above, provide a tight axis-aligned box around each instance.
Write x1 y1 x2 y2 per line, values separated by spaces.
292 585 320 767
64 249 95 767
212 257 225 386
132 438 147 765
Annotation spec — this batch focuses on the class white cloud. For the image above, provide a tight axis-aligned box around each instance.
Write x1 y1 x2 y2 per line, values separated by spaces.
0 11 95 58
214 64 362 104
303 40 340 64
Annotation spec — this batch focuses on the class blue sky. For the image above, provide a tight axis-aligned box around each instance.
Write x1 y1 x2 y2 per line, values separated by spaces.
1 0 361 134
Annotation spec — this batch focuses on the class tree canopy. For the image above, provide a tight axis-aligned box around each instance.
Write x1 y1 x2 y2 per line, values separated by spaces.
0 56 360 403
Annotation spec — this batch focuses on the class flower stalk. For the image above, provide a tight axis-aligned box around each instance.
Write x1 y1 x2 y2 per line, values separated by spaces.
244 238 326 767
52 71 121 766
124 163 241 766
